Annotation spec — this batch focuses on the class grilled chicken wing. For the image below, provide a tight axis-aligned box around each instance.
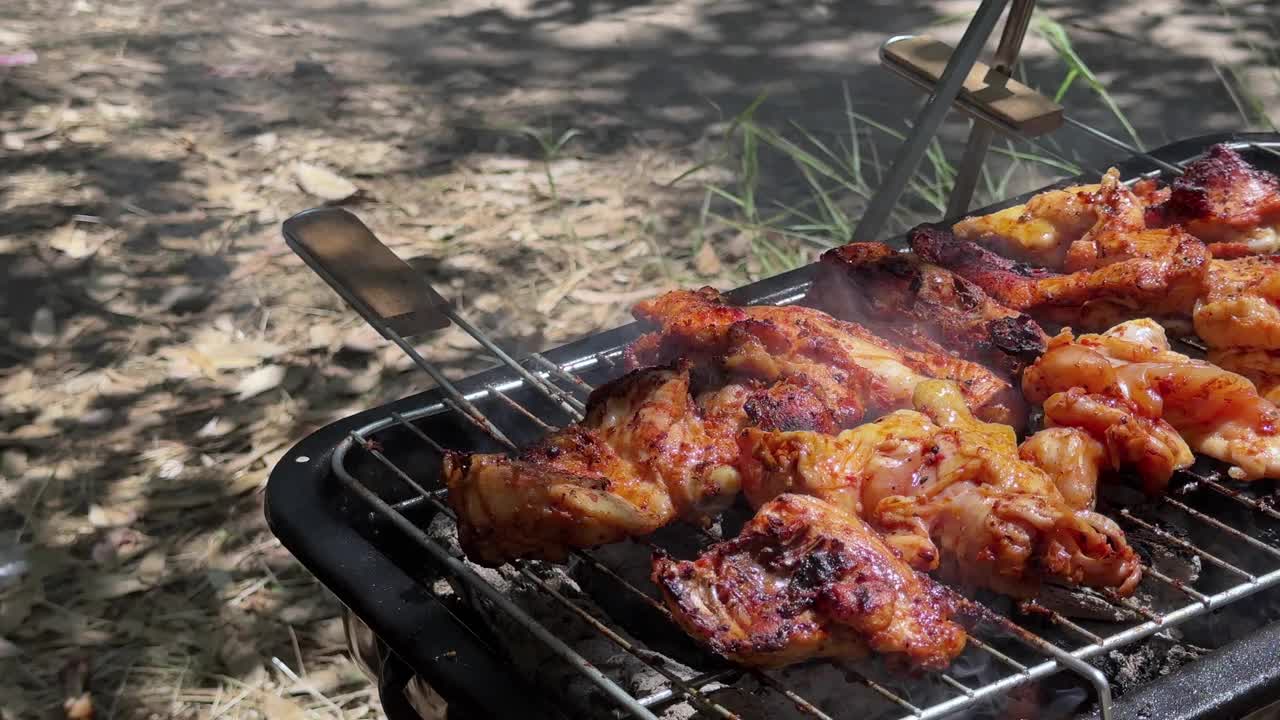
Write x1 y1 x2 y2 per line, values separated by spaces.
805 242 1047 377
630 287 1024 428
443 366 742 566
1023 319 1280 481
738 380 1141 598
1145 144 1280 257
653 494 966 670
911 223 1210 332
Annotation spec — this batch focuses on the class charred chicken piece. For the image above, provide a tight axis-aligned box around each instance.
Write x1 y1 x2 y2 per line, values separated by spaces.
653 493 966 670
629 287 1024 429
805 241 1047 378
738 380 1142 598
911 223 1210 332
443 366 743 566
1144 144 1280 257
1024 319 1280 481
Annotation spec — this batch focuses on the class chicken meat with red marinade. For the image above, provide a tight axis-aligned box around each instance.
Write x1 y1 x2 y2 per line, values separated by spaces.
653 493 966 670
806 241 1047 378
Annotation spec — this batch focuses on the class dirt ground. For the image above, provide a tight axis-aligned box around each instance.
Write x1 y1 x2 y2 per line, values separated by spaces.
2 0 1277 718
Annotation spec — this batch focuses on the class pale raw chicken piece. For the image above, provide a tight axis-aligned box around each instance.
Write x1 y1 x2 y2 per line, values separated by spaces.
1019 427 1106 511
737 380 1141 598
1023 319 1280 481
652 494 966 670
1036 388 1194 496
1210 348 1280 404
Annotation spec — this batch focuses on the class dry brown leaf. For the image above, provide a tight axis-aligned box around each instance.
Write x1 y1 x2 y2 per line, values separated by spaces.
694 242 722 276
63 692 92 720
293 161 358 201
87 572 148 599
67 126 109 144
30 306 56 346
260 692 308 720
87 504 135 528
136 549 167 586
569 286 670 306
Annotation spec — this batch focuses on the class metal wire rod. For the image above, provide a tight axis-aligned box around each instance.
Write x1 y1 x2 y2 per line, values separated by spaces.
853 0 1012 241
338 435 662 720
443 306 586 420
1118 508 1257 579
1062 115 1185 175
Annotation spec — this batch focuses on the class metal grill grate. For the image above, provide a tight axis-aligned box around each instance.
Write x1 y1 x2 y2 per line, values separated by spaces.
314 139 1280 720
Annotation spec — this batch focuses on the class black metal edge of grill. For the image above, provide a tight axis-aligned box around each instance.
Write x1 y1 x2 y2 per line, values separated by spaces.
266 131 1280 720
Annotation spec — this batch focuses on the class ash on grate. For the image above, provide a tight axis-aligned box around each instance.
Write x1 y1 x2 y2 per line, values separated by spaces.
1094 631 1210 696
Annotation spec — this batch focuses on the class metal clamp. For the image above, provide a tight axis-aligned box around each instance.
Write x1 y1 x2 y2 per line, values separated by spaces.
853 0 1051 239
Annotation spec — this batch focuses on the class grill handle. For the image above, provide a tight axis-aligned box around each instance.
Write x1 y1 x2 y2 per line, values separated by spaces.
282 207 452 338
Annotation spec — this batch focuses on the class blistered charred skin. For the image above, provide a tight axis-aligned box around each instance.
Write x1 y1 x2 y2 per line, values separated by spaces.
911 223 1210 333
805 241 1048 379
444 366 744 566
651 494 966 670
1023 319 1280 481
1145 144 1280 254
631 286 1023 428
736 380 1142 599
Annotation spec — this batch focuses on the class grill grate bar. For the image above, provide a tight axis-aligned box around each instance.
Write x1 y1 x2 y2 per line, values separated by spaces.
1102 588 1163 623
938 673 975 697
338 433 661 720
963 636 1029 673
509 563 745 720
1023 602 1104 644
390 411 445 454
1145 565 1211 604
1196 477 1280 524
351 433 741 720
490 386 558 433
752 672 840 720
634 669 742 709
443 397 517 451
1118 508 1257 579
444 307 586 420
530 351 598 396
1162 495 1280 559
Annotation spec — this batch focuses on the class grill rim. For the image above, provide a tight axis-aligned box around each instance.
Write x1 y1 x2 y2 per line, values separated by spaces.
267 130 1280 720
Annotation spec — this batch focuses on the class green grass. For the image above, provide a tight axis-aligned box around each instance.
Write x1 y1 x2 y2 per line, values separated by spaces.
673 8 1265 277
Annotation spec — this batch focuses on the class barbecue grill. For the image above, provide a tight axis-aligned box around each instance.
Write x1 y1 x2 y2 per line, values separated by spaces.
263 2 1280 716
266 131 1280 720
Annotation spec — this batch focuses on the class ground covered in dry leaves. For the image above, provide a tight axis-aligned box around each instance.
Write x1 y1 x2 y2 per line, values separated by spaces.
1 2 745 718
3 0 1278 718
